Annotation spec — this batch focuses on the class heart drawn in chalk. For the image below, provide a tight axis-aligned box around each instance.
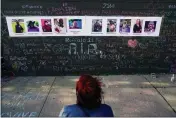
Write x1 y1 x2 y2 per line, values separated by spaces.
128 39 138 48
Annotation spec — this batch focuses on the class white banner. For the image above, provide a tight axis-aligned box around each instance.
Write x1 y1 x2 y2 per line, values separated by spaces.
6 16 162 37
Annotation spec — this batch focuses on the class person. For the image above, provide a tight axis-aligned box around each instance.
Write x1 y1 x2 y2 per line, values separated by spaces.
42 20 52 32
93 20 102 32
107 20 116 32
119 20 130 33
145 21 155 32
133 19 142 33
15 21 24 33
28 21 39 32
54 19 66 33
70 20 79 29
59 74 114 117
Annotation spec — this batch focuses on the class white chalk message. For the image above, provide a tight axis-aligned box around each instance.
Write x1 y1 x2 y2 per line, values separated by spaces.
1 112 37 117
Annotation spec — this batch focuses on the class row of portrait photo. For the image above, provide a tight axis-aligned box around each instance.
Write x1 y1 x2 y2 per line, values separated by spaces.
6 16 162 37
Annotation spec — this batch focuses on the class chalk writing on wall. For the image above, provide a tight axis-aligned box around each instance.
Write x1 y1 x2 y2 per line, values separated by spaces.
168 4 176 9
1 0 176 75
102 3 115 9
21 5 43 9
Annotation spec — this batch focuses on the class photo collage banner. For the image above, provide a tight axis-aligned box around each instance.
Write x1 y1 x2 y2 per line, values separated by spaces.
6 16 162 37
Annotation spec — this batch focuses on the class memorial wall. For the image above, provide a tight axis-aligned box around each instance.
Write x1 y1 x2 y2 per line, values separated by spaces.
1 0 176 76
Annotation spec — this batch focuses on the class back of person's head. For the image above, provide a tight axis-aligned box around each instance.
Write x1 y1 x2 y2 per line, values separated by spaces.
76 74 103 109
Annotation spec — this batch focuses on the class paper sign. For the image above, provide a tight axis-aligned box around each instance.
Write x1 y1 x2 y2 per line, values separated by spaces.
6 16 162 37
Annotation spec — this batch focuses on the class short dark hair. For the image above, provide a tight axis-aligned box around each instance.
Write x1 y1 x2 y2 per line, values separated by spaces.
76 74 103 109
28 21 35 27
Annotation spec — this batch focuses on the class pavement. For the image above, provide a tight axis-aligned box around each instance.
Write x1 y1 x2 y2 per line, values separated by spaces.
1 74 176 117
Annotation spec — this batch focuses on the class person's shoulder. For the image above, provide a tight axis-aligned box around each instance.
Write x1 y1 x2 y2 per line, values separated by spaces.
99 104 114 116
59 104 79 117
62 104 78 111
100 104 114 117
100 104 112 109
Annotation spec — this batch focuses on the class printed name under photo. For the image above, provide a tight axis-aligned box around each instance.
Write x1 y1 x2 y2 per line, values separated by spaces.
67 17 85 35
142 17 162 36
26 20 40 33
11 19 26 34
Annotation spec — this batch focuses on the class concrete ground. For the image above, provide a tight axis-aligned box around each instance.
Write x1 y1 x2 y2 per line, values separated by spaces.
1 74 176 117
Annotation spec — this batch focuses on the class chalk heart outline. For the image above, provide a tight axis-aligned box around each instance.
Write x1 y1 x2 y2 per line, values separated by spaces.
128 39 138 48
